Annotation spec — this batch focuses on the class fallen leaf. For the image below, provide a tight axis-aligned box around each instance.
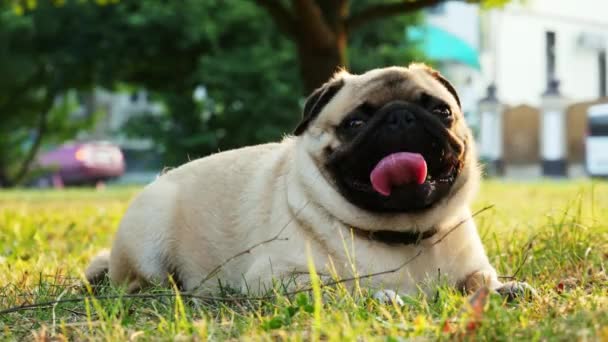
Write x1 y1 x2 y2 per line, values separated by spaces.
555 282 565 294
555 277 578 294
466 286 490 332
442 286 490 336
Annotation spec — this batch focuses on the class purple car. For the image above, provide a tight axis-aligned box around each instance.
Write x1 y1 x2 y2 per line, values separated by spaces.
34 141 125 187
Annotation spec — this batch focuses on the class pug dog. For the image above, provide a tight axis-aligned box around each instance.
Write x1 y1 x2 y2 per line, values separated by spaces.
86 64 532 301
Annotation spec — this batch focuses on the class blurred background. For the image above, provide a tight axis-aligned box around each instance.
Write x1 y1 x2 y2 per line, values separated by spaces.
1 0 607 188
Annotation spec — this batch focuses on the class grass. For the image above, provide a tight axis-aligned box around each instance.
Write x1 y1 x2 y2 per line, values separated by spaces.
0 181 607 341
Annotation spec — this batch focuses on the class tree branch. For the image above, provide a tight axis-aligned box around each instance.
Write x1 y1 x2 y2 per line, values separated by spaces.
0 69 46 119
292 0 336 47
253 0 297 38
10 92 55 186
346 0 444 32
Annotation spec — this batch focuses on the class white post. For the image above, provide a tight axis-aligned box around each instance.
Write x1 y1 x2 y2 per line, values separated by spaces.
479 85 504 176
541 79 567 177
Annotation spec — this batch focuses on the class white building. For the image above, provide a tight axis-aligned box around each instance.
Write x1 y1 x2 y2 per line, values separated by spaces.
480 0 608 106
420 0 608 177
425 0 608 106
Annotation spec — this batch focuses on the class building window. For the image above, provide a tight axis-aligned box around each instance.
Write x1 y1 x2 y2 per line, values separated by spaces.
545 31 556 86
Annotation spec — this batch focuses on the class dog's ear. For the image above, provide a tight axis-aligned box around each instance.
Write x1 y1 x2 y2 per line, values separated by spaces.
294 78 344 135
414 64 461 109
432 71 461 109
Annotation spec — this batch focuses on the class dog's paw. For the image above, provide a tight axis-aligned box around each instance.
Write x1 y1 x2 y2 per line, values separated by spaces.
373 289 404 307
496 281 537 301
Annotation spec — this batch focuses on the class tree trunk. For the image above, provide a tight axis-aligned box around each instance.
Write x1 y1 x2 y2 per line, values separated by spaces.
297 37 346 94
0 167 8 188
0 90 54 187
258 0 447 93
294 0 349 94
10 109 50 186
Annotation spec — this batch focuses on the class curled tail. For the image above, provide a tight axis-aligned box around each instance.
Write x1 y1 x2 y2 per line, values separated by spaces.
85 249 110 285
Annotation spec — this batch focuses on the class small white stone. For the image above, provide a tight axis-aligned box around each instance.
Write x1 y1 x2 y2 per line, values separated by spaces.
373 289 404 307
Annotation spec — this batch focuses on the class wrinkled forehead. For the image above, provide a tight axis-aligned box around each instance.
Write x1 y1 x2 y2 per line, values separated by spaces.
314 66 462 130
341 67 456 109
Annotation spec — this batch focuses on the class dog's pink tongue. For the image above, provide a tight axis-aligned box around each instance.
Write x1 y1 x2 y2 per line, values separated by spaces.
370 152 427 196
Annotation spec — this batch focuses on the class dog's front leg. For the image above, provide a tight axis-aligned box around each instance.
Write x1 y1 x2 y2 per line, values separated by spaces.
460 270 537 300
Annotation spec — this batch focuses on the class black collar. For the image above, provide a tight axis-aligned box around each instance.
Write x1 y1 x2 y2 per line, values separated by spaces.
349 226 437 245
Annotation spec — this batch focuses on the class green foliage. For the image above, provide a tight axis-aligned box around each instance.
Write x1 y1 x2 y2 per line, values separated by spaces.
260 293 315 331
1 0 427 171
119 0 426 166
122 0 304 165
0 181 607 339
0 5 101 185
348 3 427 73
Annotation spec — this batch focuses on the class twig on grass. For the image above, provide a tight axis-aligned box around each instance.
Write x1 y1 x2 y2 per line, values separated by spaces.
61 307 88 317
290 205 495 291
52 288 69 336
497 234 537 280
0 205 494 316
193 201 311 290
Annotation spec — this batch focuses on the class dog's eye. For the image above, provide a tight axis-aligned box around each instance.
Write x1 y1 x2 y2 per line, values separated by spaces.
337 116 367 139
432 105 452 121
346 118 366 129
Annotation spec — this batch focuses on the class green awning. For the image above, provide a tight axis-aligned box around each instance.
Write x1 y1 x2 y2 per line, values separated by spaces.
407 25 480 69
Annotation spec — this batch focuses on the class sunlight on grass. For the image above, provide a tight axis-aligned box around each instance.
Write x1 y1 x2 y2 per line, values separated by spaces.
0 181 606 340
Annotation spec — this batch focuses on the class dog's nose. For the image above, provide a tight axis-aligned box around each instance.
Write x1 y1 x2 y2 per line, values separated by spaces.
386 109 416 130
